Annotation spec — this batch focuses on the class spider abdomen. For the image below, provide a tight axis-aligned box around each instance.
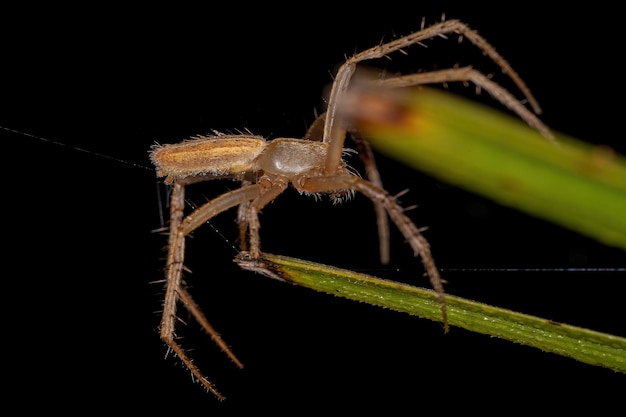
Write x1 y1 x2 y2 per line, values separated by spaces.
149 135 266 182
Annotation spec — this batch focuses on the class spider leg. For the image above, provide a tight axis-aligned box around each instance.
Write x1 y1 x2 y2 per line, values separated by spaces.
237 200 250 251
177 285 244 368
323 19 544 173
300 174 448 332
160 182 262 399
237 180 253 251
372 67 553 140
306 112 391 264
302 111 326 142
351 134 391 264
246 179 289 259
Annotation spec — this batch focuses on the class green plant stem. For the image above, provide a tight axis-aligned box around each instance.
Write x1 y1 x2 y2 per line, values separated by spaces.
236 253 626 373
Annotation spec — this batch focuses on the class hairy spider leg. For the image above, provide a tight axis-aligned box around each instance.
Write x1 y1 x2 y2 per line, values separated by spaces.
160 182 262 400
300 173 448 331
323 19 545 174
305 112 391 264
370 67 553 139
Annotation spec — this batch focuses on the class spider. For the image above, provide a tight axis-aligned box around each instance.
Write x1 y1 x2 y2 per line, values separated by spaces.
149 18 551 400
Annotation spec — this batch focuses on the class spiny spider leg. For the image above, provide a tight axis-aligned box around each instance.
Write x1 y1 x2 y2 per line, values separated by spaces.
323 19 544 173
350 135 390 264
246 181 289 259
322 63 555 269
177 285 244 369
305 112 391 264
160 182 262 399
300 173 448 331
237 180 253 251
369 67 553 139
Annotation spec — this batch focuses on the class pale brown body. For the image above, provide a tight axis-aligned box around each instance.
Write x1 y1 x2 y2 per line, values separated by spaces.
150 18 550 399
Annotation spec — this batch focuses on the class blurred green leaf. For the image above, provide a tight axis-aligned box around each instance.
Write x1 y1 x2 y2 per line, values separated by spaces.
351 87 626 250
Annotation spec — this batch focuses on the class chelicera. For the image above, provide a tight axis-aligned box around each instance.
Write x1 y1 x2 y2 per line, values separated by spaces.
149 18 551 399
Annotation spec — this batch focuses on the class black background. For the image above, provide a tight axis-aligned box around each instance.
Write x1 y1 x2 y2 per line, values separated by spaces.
3 3 625 413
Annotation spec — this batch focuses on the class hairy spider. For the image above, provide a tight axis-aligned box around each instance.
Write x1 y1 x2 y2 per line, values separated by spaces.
149 18 550 399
